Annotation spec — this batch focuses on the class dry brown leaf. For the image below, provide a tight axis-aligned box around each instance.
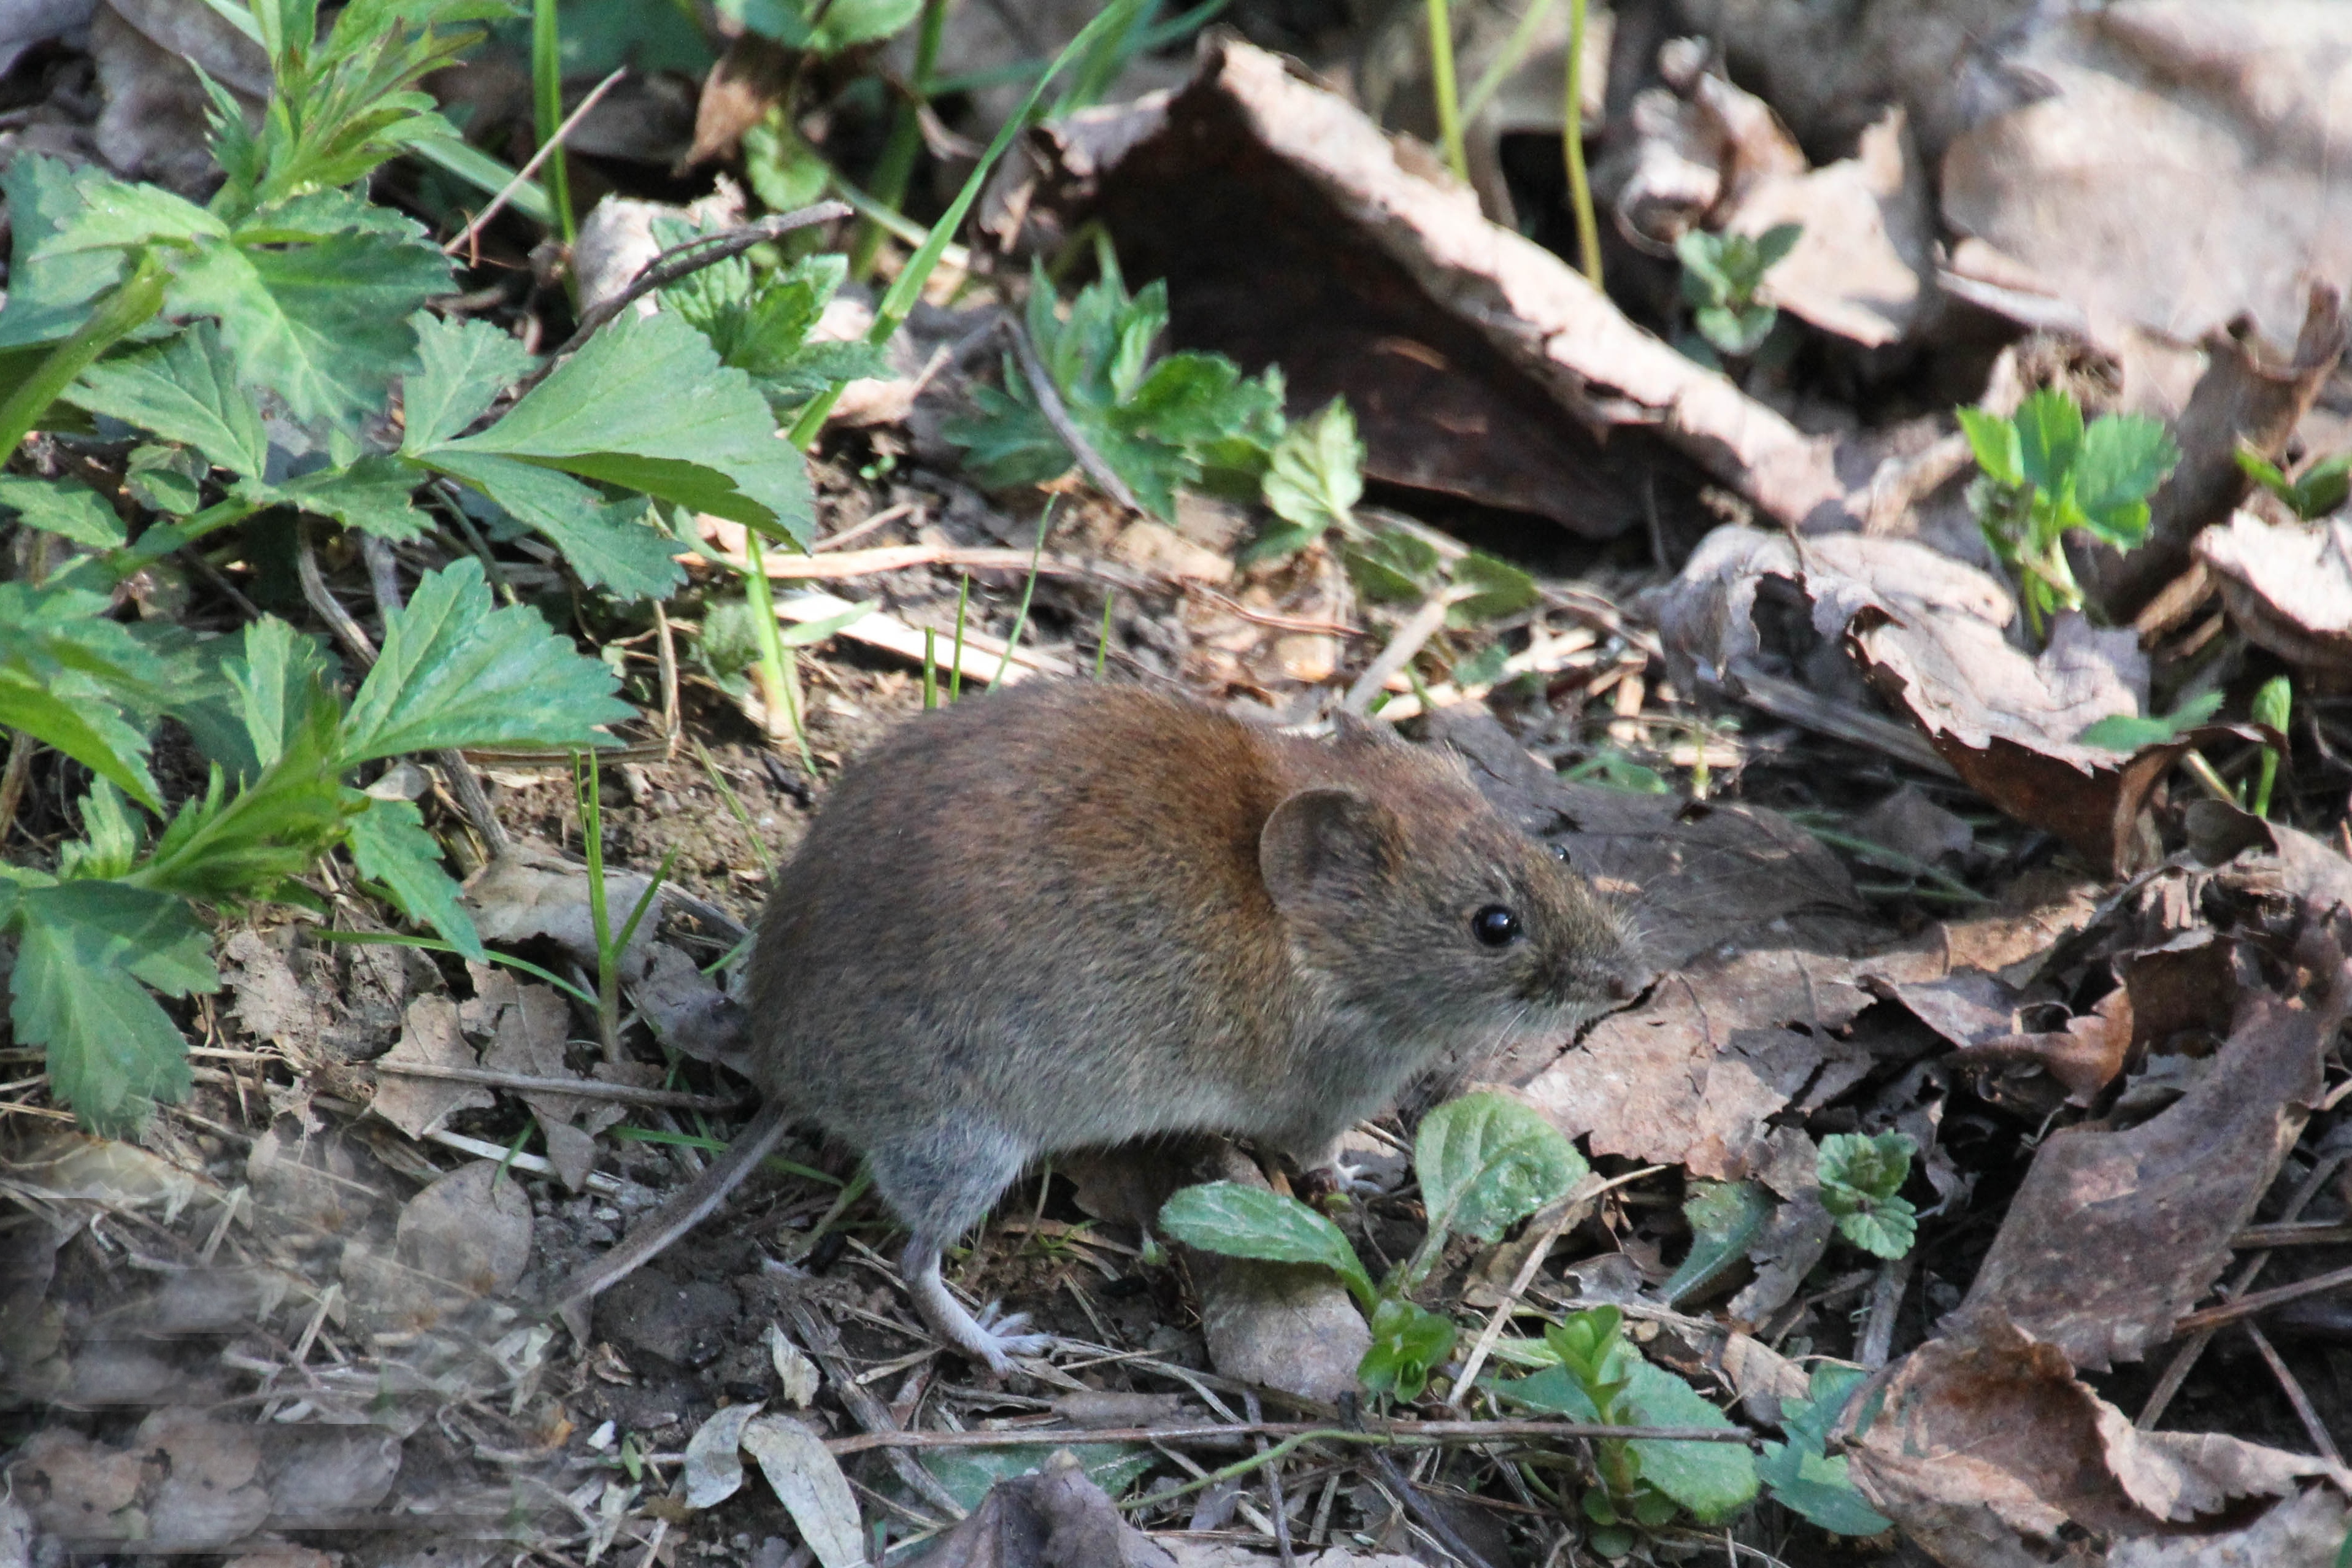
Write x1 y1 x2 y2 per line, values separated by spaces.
1951 942 2342 1370
220 931 327 1061
1726 106 1933 348
471 963 629 1192
1952 986 2135 1110
683 34 789 167
1524 945 1925 1181
1015 37 1860 534
2106 1486 2352 1567
462 846 662 982
1854 1313 2346 1558
929 1448 1176 1568
136 1409 269 1549
367 995 491 1142
2194 510 2352 680
394 1161 532 1301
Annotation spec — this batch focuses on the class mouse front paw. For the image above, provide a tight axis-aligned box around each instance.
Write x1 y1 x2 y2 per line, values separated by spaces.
1296 1158 1386 1203
971 1302 1055 1364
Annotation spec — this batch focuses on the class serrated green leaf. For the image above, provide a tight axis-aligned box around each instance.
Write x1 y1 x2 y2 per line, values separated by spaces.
58 778 144 880
2012 390 2085 494
0 155 128 348
251 456 429 540
1662 1181 1772 1307
35 178 226 257
401 312 534 451
437 307 812 541
167 229 453 426
8 878 218 1128
224 615 339 774
237 187 429 244
1158 1180 1375 1305
1261 398 1362 539
131 705 352 902
1358 1298 1457 1403
426 450 687 600
1675 231 1731 308
2073 412 2179 543
338 558 633 764
348 796 484 959
1450 551 1540 626
0 582 186 809
69 323 269 477
1818 1131 1913 1203
1831 1199 1917 1259
1343 527 1442 603
1956 407 2023 488
1415 1091 1586 1246
0 476 125 546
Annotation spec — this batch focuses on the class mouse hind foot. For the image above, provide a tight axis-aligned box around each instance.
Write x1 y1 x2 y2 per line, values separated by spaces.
903 1236 1053 1374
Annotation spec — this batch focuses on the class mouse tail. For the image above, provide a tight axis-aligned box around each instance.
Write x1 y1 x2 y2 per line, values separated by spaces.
551 1099 793 1345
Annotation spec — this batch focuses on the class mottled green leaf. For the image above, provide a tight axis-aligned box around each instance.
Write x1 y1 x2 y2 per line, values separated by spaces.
0 155 126 348
426 450 688 600
401 311 534 451
70 323 269 477
1416 1091 1586 1245
0 476 125 546
1158 1180 1375 1304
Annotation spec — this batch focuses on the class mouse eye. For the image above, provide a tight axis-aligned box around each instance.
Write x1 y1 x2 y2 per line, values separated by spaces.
1547 842 1571 864
1470 905 1521 947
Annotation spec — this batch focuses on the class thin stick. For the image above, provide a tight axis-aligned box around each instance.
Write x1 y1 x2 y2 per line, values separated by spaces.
1245 1391 1297 1567
1343 591 1462 714
813 500 918 553
443 67 628 257
1450 1168 1661 1401
2171 1259 2352 1337
296 521 377 663
2245 1319 2342 1464
734 539 1151 590
0 729 33 848
836 1418 1753 1456
542 202 851 366
372 1061 745 1110
1004 317 1143 512
786 1300 968 1523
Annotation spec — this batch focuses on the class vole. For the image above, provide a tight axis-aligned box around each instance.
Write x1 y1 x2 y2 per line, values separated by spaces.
559 681 1645 1370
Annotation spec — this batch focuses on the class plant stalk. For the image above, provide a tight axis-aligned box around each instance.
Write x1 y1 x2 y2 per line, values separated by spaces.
1562 0 1601 286
531 0 574 246
847 0 951 281
1425 0 1470 183
741 526 817 772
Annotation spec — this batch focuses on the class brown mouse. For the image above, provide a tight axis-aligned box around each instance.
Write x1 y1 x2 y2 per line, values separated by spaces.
559 680 1645 1370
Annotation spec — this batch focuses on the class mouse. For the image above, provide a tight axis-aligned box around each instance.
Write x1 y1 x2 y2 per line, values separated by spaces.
558 680 1647 1371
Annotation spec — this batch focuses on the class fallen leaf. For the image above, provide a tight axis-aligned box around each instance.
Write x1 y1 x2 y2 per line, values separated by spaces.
2106 1486 2352 1567
1951 986 2135 1110
1726 106 1934 348
683 1401 764 1511
927 1447 1175 1568
1951 939 2342 1370
134 1409 269 1549
740 1413 866 1568
2194 510 2352 680
367 995 491 1141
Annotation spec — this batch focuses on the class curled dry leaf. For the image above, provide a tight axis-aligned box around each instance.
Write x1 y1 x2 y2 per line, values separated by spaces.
682 1401 764 1511
740 1414 866 1568
928 1447 1175 1568
1854 1313 2350 1557
1950 986 2135 1112
2194 511 2352 680
1951 930 2343 1371
461 845 663 983
1008 37 1859 534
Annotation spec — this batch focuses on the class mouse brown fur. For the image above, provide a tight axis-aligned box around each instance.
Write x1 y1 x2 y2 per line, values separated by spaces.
563 680 1643 1370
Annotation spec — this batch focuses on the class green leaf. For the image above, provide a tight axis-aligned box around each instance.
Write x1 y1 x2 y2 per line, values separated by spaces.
774 597 878 648
1503 1359 1756 1521
2072 412 2180 546
69 323 269 477
339 558 633 764
1752 222 1803 271
720 0 918 55
58 778 144 880
1449 551 1540 626
436 307 812 542
258 456 431 540
1358 1298 1458 1404
0 582 182 809
425 450 688 600
1260 397 1362 541
1758 1441 1890 1535
1157 1180 1376 1305
1343 528 1442 603
238 188 434 244
167 228 453 426
2075 690 2222 752
1956 407 2023 489
1675 230 1732 309
1661 1181 1773 1307
0 155 128 348
2253 674 2292 736
1818 1131 1919 1260
8 879 216 1129
34 178 226 257
220 615 339 774
401 311 535 451
1415 1091 1587 1246
130 705 352 903
2292 453 2352 519
0 477 125 547
348 796 484 959
2012 389 2085 495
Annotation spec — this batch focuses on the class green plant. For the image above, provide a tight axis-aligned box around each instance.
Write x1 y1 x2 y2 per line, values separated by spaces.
1424 0 1470 183
944 253 1287 520
1817 1131 1917 1259
1675 224 1800 361
1243 397 1366 562
1499 1305 1753 1552
1754 1364 1893 1537
573 749 679 1055
2252 675 2292 819
2237 444 2351 522
2075 690 2223 751
0 562 629 1129
1958 388 2181 636
1157 1091 1588 1404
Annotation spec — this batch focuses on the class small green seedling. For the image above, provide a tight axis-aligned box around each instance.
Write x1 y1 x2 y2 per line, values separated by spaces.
943 253 1286 520
1958 388 2181 636
1676 223 1801 361
1755 1364 1893 1537
2237 444 2351 522
1817 1131 1917 1260
1243 396 1365 563
2252 675 2292 819
1158 1091 1588 1404
2075 690 2222 752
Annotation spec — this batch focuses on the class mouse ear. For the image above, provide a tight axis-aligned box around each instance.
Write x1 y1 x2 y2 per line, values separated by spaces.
1329 709 1397 748
1261 787 1397 912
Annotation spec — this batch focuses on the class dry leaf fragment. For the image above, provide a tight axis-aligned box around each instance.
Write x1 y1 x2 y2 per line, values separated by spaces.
368 995 491 1141
682 1401 764 1511
740 1414 867 1568
2194 511 2352 680
1724 106 1934 348
1951 953 2341 1370
928 1447 1175 1568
